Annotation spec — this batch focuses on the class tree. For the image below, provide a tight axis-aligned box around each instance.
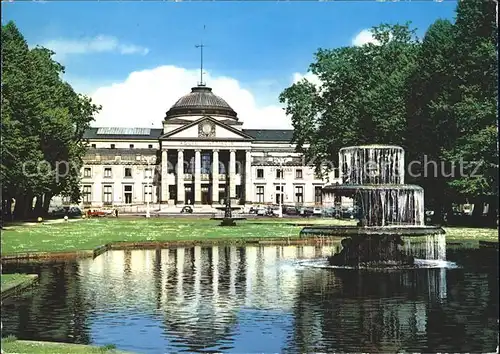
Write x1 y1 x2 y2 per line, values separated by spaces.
405 19 457 222
280 23 419 174
1 22 44 219
1 21 101 220
444 0 498 224
28 47 100 216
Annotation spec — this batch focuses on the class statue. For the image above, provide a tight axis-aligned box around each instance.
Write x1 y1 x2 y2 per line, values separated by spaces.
210 173 246 226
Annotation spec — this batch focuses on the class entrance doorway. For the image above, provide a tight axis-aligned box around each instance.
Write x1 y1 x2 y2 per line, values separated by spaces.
276 185 284 205
124 185 133 204
185 185 193 204
201 185 210 204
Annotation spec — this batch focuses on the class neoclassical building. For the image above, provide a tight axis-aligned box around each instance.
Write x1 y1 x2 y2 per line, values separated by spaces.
81 84 341 210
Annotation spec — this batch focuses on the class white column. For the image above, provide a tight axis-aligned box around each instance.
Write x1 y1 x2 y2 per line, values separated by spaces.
245 150 252 204
212 149 219 204
229 246 237 296
160 249 169 307
229 149 236 199
212 246 219 304
176 149 185 204
194 149 201 205
161 150 169 203
194 246 201 307
176 248 185 299
245 246 257 306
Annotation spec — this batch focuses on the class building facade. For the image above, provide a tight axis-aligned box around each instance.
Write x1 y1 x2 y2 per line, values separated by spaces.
81 84 342 210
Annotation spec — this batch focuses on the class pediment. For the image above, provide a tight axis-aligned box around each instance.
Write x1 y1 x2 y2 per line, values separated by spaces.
160 116 253 141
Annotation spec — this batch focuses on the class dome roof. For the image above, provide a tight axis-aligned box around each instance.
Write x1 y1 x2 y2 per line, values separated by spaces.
165 85 238 119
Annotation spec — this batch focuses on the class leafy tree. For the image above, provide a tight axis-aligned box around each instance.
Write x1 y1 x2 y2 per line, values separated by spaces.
444 0 498 224
1 22 44 219
405 19 457 222
280 23 419 173
1 21 100 220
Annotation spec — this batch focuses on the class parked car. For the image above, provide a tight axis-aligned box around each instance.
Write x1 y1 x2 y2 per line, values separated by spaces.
300 207 314 217
256 207 266 216
341 207 355 219
284 207 299 216
322 207 336 217
181 206 193 213
88 209 108 217
51 206 82 218
267 206 281 217
312 207 323 216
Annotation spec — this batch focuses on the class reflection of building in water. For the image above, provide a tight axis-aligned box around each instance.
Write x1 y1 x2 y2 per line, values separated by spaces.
79 245 338 350
287 267 449 353
80 249 159 312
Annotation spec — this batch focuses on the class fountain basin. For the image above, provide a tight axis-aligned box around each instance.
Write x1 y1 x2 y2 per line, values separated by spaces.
323 184 423 195
323 184 426 227
300 225 444 237
319 144 446 268
210 217 246 226
324 232 447 268
339 145 406 185
214 206 242 211
326 234 417 267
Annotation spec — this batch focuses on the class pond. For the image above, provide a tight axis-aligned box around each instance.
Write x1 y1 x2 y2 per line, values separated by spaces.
2 243 498 353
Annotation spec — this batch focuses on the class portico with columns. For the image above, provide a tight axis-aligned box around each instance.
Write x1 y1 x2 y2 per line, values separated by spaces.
159 145 253 206
158 84 255 207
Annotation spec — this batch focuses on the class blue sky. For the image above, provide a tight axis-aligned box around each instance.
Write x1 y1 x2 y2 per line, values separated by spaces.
2 1 458 129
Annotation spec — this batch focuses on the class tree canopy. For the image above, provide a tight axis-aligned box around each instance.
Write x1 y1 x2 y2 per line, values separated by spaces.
279 0 498 224
1 21 101 220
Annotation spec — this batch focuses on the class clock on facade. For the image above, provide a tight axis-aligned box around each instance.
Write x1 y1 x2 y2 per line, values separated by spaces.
198 121 215 137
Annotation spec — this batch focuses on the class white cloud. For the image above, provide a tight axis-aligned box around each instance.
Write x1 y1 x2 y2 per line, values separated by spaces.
352 29 380 46
42 35 149 59
87 65 293 130
292 71 322 87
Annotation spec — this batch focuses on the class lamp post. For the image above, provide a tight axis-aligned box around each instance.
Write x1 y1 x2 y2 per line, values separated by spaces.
144 155 156 218
278 159 283 218
273 157 286 218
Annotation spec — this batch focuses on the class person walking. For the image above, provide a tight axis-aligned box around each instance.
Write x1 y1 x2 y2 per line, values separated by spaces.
115 208 119 218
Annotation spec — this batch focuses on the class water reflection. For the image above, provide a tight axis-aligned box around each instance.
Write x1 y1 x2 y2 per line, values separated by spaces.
2 244 498 353
288 267 450 353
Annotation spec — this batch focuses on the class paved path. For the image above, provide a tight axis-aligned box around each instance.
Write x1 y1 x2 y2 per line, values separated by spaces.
2 218 84 229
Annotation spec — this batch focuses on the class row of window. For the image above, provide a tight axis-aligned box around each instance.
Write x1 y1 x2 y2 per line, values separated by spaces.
256 168 303 179
82 184 153 204
83 167 153 179
255 185 323 204
89 144 155 149
84 166 314 180
82 184 323 205
83 164 230 178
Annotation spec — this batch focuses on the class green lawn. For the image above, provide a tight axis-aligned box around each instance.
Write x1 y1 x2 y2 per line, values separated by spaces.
0 217 497 256
443 227 498 242
1 337 129 354
1 218 354 255
1 273 37 293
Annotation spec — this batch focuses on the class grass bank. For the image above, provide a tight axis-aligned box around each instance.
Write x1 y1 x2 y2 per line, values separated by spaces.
442 227 499 243
1 273 37 295
0 217 497 257
0 218 353 256
1 336 129 354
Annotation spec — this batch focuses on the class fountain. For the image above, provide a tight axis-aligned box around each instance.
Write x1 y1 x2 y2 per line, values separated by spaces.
210 175 246 226
300 145 445 267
